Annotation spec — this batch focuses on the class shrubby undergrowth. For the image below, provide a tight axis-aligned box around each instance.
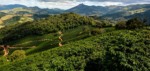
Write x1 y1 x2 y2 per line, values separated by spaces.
0 30 149 71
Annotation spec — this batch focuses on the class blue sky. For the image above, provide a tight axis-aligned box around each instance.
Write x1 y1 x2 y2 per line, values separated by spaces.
0 0 150 9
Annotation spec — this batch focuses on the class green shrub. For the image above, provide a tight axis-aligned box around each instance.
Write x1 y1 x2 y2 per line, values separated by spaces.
115 21 126 29
9 50 26 62
83 26 91 33
93 21 103 28
101 20 114 27
146 27 150 30
0 57 9 65
91 28 105 35
126 18 144 29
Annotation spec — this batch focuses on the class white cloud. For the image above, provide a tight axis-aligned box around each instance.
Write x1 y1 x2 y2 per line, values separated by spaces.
82 1 124 6
33 1 81 9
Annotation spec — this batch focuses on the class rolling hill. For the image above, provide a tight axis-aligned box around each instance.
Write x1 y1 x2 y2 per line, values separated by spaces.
0 13 99 45
0 13 105 57
0 12 149 71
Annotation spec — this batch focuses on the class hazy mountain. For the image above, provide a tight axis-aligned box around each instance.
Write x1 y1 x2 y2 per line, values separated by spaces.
0 4 27 10
66 4 150 16
0 4 150 25
0 4 64 15
66 4 108 16
35 8 64 15
126 10 150 25
102 4 150 20
1 4 150 16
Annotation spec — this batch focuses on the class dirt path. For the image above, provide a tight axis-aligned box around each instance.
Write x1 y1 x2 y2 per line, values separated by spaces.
58 31 63 47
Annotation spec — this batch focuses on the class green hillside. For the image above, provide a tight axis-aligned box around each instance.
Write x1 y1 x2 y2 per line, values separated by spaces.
0 13 99 44
8 26 93 55
0 13 149 71
0 29 149 71
0 13 103 54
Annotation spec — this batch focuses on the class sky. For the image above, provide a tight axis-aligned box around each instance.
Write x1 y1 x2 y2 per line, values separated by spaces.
0 0 150 9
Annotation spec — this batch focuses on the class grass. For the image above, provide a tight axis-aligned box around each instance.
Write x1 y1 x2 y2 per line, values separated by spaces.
0 19 3 24
0 7 32 14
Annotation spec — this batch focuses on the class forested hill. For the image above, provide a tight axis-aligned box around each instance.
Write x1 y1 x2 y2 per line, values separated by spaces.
66 4 107 16
126 10 150 25
0 13 99 44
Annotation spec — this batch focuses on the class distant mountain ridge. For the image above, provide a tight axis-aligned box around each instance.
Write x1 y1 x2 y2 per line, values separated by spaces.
0 4 64 15
0 4 150 25
67 4 150 16
126 10 150 25
0 4 27 10
102 4 150 18
1 4 150 16
66 4 150 25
